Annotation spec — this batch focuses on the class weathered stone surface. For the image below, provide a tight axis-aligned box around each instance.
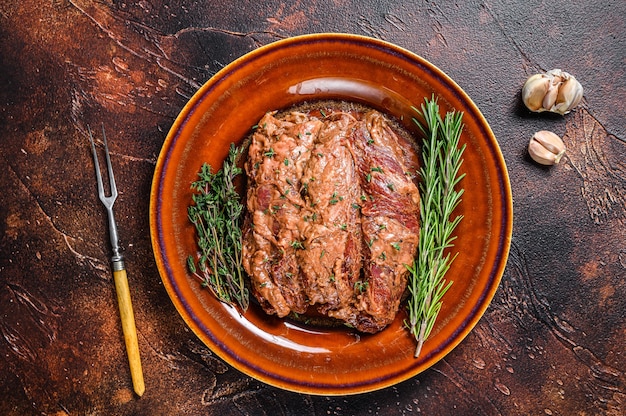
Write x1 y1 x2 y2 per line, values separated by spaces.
1 1 624 414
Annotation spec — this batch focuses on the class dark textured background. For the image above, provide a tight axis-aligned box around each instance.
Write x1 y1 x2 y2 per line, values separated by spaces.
1 0 624 414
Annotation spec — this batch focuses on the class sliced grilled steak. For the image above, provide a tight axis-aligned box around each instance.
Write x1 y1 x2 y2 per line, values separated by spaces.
242 105 421 333
242 111 323 316
349 111 421 332
297 113 363 320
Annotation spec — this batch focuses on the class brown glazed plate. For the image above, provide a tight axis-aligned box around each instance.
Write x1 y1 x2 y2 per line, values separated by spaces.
150 33 513 395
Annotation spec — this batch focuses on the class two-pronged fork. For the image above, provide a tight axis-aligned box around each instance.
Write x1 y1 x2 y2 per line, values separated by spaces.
88 126 145 397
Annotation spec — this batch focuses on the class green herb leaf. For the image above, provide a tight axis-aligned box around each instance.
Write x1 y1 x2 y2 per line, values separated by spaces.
290 240 305 250
354 280 369 294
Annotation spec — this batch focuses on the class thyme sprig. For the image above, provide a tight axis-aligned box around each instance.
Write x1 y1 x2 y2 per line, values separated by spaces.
187 143 249 311
406 97 465 358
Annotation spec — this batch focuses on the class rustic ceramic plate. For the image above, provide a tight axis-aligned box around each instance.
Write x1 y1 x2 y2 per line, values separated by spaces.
150 33 512 395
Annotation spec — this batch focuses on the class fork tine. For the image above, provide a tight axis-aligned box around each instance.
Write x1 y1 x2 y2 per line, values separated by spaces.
88 125 106 202
101 124 118 201
88 124 118 205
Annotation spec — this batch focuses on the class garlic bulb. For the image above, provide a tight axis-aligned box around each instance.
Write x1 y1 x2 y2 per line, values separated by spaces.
528 130 566 165
522 69 583 115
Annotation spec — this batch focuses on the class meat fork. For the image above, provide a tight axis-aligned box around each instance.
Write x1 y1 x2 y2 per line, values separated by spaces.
88 125 145 397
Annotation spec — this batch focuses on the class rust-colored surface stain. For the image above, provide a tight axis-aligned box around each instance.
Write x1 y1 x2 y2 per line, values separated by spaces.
1 0 624 415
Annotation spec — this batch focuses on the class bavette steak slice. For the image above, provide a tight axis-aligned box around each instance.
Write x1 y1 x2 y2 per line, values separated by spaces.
348 111 421 332
242 111 323 316
242 103 421 333
297 113 363 322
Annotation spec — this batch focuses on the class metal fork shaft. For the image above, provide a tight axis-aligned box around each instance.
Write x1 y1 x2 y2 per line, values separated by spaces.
105 206 123 263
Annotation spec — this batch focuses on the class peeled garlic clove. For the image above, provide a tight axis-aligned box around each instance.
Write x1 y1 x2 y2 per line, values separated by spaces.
522 69 583 114
528 130 566 165
522 74 550 111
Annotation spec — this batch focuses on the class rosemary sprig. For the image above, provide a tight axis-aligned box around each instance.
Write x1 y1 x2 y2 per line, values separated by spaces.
187 143 249 311
406 97 465 358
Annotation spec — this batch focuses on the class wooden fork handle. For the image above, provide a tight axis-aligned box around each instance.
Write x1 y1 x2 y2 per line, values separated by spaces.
113 267 145 397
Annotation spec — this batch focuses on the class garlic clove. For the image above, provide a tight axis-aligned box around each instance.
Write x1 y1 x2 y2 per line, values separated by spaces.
522 69 583 114
554 76 583 115
528 130 566 165
542 81 560 111
522 74 550 111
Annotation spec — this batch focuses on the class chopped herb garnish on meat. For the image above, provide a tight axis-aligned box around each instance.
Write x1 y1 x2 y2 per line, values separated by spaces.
371 166 383 173
354 280 369 293
264 148 276 158
387 183 395 191
290 240 305 250
284 158 289 166
391 242 401 250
